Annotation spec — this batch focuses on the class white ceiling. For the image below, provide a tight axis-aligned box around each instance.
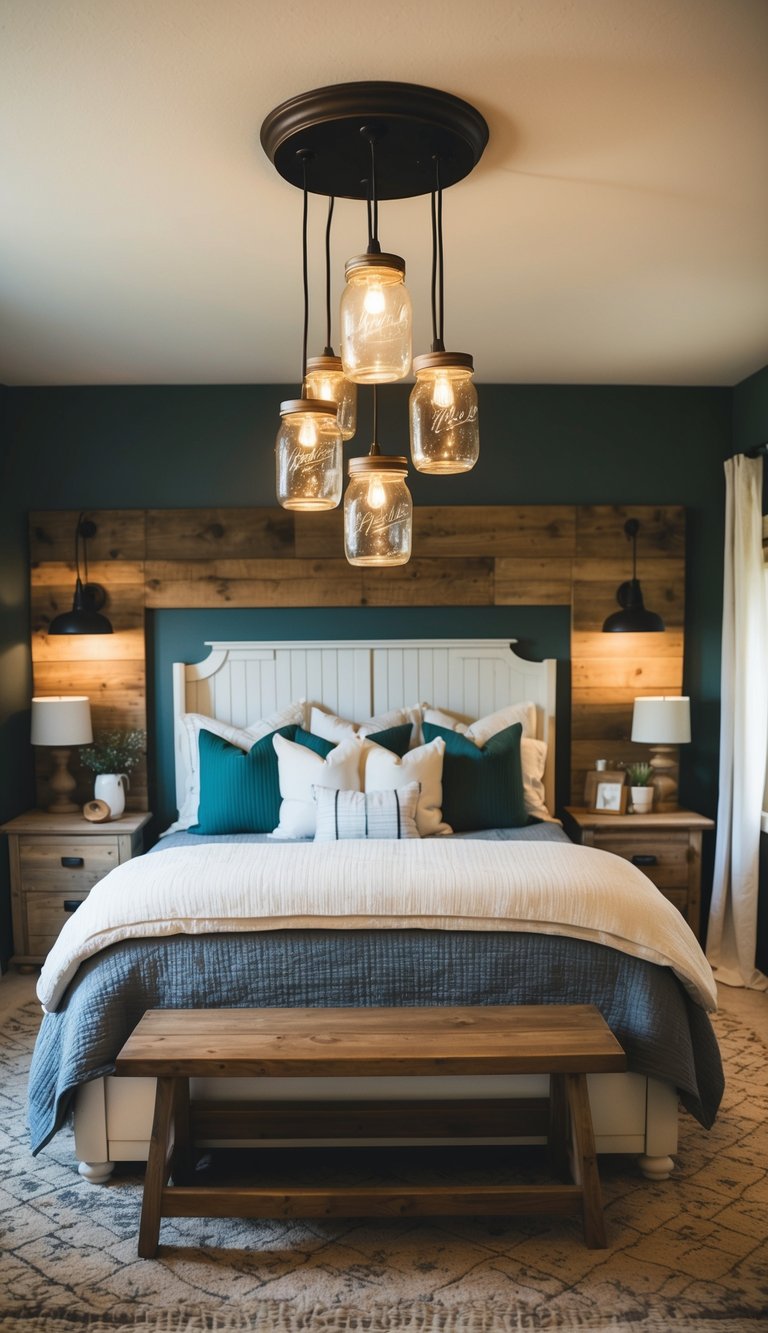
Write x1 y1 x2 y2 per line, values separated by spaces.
1 0 767 387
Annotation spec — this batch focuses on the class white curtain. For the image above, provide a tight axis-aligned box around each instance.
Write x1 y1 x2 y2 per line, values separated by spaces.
707 453 768 989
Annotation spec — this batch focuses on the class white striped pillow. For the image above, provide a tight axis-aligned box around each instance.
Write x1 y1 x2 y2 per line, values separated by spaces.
313 783 421 842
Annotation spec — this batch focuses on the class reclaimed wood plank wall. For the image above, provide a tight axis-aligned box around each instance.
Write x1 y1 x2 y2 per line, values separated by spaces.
29 504 685 812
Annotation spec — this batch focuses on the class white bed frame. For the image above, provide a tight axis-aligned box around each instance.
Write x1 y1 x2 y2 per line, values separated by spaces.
73 639 677 1183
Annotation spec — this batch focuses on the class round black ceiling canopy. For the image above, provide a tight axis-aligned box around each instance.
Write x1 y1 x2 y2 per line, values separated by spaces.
260 81 489 201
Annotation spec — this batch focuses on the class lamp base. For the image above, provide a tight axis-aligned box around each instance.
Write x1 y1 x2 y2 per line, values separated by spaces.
47 747 80 814
649 744 679 811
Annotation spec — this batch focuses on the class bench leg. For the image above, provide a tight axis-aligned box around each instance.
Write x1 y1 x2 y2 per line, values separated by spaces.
170 1078 193 1184
566 1072 607 1249
139 1076 177 1259
548 1073 570 1179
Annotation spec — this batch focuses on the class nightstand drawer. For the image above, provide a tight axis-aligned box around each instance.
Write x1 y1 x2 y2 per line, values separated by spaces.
590 832 689 889
27 890 89 957
2 810 152 969
19 837 118 877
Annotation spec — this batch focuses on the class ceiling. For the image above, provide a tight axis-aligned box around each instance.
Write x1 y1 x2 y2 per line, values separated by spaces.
2 0 767 388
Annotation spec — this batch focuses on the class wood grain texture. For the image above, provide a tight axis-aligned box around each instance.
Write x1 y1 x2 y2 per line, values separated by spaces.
122 1003 619 1255
146 509 295 560
27 503 686 813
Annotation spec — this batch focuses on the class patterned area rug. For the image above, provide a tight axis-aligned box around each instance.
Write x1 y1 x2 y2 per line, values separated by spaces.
1 997 766 1332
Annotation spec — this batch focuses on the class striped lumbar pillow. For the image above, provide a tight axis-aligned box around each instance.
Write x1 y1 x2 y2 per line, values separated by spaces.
313 782 421 842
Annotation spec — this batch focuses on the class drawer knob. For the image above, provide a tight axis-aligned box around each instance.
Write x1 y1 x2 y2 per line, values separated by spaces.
632 854 658 867
61 856 84 868
63 899 82 913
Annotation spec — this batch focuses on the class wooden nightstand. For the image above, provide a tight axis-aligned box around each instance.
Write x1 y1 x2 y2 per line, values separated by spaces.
564 807 714 940
1 810 151 969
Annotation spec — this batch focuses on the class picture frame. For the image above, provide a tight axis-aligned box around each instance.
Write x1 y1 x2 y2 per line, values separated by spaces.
583 769 625 809
591 779 628 815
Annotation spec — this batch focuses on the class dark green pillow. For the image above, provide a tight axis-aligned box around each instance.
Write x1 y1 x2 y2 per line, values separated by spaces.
364 722 413 756
191 725 333 834
293 727 336 759
421 720 526 832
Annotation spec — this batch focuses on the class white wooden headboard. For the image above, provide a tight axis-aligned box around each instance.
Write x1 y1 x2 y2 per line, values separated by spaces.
173 639 557 812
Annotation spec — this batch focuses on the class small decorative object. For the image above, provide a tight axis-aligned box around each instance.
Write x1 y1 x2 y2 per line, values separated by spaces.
584 766 624 809
626 762 655 814
30 695 93 813
83 798 111 823
631 696 691 810
591 778 628 815
80 729 145 818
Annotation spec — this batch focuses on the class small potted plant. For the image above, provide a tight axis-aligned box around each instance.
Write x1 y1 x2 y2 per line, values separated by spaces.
80 729 145 817
626 761 654 814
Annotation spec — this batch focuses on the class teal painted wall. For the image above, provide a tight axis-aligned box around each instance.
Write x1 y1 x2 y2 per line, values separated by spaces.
1 382 735 962
733 364 768 461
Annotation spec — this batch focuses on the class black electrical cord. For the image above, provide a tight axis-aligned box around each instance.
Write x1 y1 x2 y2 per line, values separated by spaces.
324 196 335 356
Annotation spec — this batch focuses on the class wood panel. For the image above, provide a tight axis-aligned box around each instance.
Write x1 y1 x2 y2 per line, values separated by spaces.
28 504 686 816
495 558 573 606
146 509 294 560
145 559 364 608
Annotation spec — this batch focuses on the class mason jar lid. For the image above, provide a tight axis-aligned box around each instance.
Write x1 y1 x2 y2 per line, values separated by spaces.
279 398 339 417
348 454 408 476
344 253 406 279
412 351 474 374
305 356 344 373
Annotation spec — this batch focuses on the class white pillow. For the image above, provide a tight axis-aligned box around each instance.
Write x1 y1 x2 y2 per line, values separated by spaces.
164 702 306 834
520 737 556 822
364 736 450 837
271 734 362 839
422 700 537 744
313 782 421 842
310 703 422 748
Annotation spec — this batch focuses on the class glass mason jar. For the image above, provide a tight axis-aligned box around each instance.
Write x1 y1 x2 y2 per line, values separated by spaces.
344 455 412 566
303 355 357 441
275 399 343 511
409 352 479 473
340 254 412 384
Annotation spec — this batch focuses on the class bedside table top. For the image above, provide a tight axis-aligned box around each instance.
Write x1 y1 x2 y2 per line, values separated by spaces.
564 806 714 832
1 810 152 836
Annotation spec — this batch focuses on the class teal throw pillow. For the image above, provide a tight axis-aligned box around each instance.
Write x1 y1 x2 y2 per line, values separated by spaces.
421 720 527 832
364 722 413 756
191 726 334 835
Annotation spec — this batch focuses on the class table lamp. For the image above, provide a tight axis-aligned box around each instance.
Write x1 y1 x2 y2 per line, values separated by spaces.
631 696 691 810
31 696 93 813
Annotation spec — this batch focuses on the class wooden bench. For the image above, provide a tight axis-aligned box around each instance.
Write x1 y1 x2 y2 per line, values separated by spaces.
114 1004 627 1257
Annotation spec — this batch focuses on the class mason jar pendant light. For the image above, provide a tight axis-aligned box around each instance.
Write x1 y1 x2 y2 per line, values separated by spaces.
340 129 412 384
275 154 342 511
261 82 488 552
344 386 412 567
303 197 358 441
410 162 479 473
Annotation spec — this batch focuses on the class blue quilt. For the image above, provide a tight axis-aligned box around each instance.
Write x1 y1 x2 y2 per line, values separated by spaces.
28 827 724 1153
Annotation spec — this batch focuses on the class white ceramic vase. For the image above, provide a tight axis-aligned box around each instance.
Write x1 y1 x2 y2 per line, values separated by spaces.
94 773 128 818
630 785 654 815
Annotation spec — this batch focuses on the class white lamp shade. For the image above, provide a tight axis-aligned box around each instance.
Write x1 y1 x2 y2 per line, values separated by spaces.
631 696 691 744
31 696 93 747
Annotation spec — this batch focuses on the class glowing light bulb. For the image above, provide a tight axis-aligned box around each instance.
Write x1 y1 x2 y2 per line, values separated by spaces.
298 415 318 448
367 476 387 509
318 377 335 401
364 284 386 315
432 373 454 409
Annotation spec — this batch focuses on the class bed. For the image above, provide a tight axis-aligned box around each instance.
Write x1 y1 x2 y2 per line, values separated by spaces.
27 638 723 1184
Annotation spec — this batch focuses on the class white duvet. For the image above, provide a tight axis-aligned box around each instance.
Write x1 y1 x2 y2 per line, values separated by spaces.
37 838 717 1014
